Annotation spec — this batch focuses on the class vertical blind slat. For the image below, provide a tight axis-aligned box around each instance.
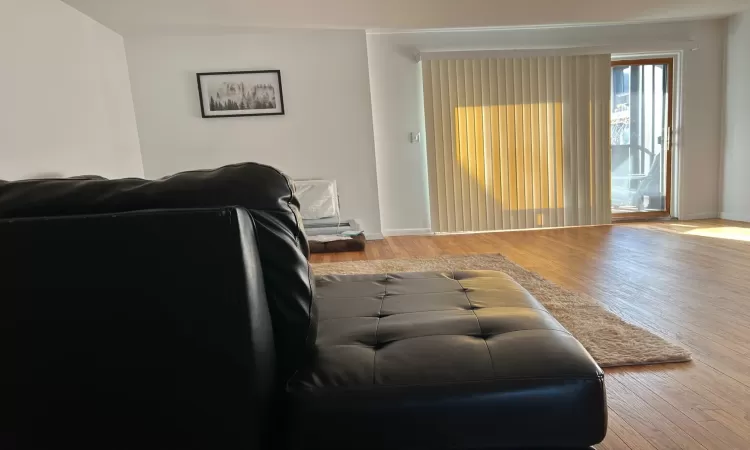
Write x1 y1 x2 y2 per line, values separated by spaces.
480 59 494 230
438 61 452 231
472 59 487 230
446 60 461 231
425 61 442 231
505 60 518 229
459 60 473 229
522 58 534 228
512 59 524 229
497 59 510 229
538 57 550 227
529 57 541 227
546 57 557 228
562 56 573 226
486 59 499 230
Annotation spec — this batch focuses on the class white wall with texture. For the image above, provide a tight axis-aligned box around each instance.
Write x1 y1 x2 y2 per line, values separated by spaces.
0 0 142 180
125 29 382 236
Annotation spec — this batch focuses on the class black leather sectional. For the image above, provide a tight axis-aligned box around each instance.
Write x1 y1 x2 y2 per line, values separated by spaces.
1 163 606 449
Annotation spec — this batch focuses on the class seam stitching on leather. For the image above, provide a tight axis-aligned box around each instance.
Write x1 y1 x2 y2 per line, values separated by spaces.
314 304 553 314
457 274 496 375
321 328 578 347
372 278 386 385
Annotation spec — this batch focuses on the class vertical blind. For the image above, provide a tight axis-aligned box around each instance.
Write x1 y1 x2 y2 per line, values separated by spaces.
421 55 612 232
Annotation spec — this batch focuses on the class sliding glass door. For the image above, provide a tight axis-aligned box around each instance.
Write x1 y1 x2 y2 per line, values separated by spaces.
611 58 673 218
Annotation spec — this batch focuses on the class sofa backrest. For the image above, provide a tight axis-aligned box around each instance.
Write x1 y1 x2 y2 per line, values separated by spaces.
1 208 276 449
0 162 316 380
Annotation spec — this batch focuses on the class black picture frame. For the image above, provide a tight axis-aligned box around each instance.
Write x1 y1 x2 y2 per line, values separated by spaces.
196 70 285 118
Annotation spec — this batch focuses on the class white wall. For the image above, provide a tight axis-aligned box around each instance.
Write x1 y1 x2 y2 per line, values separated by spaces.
368 19 727 233
721 11 750 222
125 29 382 236
0 0 143 180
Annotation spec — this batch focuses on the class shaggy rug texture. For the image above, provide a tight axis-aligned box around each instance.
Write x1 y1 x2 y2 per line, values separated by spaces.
312 254 691 368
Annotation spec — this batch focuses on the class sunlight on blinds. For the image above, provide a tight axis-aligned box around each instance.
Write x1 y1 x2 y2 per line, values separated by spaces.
422 56 611 232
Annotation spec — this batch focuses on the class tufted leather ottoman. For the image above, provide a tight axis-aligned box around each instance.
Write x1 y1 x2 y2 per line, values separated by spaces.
286 270 607 450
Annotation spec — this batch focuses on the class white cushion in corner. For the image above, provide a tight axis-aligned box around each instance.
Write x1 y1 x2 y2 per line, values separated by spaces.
294 179 339 220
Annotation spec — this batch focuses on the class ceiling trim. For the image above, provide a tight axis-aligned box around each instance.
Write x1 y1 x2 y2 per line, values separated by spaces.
366 14 732 35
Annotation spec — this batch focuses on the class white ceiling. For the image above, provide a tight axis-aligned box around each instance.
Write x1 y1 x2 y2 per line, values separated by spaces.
62 0 750 34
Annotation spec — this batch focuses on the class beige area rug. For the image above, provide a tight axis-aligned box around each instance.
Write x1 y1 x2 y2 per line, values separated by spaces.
312 254 691 368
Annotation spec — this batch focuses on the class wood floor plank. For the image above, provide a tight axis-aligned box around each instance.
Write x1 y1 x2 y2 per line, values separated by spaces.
382 236 413 259
609 368 745 449
595 429 632 450
664 362 750 420
606 377 706 449
606 409 658 450
310 220 750 448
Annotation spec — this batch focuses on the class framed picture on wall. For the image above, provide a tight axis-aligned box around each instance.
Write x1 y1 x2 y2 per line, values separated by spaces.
196 70 285 118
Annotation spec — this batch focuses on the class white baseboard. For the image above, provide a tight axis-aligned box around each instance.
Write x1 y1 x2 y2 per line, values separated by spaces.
383 228 434 237
720 212 750 223
365 232 384 240
679 212 719 220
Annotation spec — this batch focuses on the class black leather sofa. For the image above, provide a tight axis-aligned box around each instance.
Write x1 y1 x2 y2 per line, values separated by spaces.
1 163 607 449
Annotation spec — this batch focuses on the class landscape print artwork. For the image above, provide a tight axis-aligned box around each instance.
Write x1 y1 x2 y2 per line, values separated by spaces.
197 70 285 118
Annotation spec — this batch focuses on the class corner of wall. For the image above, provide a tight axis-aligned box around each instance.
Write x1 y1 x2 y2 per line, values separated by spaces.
679 212 719 220
720 211 750 223
366 33 389 234
717 15 729 214
120 36 146 178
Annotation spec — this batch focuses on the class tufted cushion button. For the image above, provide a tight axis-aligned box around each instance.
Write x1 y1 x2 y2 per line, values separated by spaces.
372 342 389 350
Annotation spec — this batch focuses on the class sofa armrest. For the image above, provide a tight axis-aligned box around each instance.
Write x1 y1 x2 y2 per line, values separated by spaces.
1 207 275 449
0 162 317 382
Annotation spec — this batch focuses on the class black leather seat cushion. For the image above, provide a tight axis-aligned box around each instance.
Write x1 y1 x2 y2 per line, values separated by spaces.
286 270 607 449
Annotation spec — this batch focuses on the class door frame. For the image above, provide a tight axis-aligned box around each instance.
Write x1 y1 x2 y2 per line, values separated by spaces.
610 57 674 220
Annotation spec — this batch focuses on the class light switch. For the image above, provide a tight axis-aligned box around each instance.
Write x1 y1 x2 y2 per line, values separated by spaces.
409 132 421 144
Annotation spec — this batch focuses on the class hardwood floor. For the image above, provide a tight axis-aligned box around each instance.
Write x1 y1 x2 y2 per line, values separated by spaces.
311 219 750 449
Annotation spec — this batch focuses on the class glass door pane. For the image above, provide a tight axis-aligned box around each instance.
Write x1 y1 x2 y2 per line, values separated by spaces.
611 59 672 216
